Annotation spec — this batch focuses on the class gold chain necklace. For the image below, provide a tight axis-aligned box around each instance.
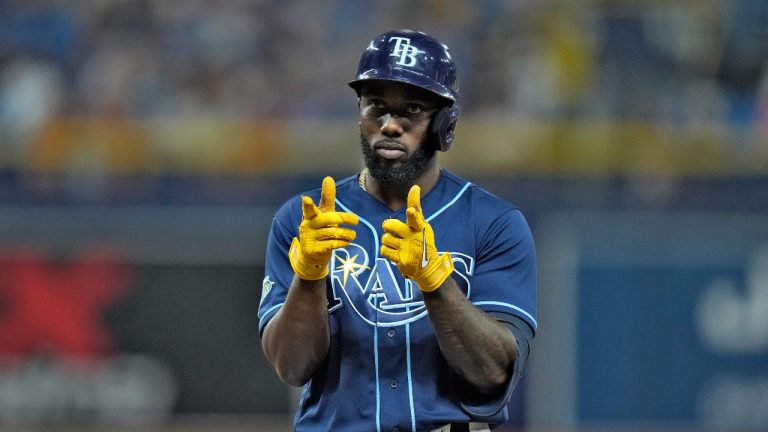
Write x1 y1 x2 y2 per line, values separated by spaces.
358 168 368 192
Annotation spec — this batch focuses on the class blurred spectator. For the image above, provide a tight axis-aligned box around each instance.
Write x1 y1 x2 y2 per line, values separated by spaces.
0 0 81 78
714 0 768 126
0 58 66 163
0 0 766 160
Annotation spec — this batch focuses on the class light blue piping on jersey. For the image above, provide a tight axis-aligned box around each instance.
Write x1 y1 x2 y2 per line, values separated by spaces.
428 179 537 332
374 325 382 432
403 172 466 428
336 198 379 253
473 300 538 329
295 382 309 428
425 181 472 223
406 323 416 431
337 197 383 431
259 303 283 322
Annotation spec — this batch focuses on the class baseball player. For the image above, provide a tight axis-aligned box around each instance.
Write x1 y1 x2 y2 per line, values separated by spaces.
259 30 537 432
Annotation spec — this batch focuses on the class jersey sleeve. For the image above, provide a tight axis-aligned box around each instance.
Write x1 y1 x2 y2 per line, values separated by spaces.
455 207 536 417
469 208 537 334
460 312 533 418
258 204 300 337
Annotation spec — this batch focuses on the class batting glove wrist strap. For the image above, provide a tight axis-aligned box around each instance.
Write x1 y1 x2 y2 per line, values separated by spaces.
414 252 455 292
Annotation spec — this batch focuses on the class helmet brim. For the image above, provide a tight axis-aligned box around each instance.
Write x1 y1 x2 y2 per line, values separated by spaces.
349 68 457 103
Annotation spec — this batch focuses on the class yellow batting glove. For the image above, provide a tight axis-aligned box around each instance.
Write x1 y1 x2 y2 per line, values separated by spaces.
289 176 359 280
380 185 454 292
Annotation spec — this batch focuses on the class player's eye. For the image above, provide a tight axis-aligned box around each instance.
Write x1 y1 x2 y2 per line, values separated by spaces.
369 99 386 110
405 104 425 115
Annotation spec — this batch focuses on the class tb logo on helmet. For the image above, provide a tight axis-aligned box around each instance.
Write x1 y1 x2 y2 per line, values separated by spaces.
388 37 421 67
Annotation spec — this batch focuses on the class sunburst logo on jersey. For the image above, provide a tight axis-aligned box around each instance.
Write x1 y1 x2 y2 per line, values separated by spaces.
335 253 369 287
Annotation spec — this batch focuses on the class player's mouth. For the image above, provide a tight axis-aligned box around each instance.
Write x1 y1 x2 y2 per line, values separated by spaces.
374 141 407 160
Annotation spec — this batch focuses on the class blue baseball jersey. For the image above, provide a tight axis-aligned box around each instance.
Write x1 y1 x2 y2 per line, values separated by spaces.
259 170 537 432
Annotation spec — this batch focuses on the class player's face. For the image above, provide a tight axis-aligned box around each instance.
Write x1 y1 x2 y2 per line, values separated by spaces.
358 81 442 186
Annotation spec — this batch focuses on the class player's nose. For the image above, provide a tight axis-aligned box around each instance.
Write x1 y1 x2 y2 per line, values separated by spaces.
380 113 405 136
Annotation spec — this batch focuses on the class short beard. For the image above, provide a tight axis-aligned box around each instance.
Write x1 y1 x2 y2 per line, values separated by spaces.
360 134 436 187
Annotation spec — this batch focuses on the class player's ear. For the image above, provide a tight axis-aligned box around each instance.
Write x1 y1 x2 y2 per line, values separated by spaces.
357 98 362 126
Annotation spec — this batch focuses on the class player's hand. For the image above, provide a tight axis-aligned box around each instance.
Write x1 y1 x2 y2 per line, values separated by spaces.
289 176 359 280
380 185 454 292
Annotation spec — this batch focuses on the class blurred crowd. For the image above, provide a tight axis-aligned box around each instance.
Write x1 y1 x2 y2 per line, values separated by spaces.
1 0 768 152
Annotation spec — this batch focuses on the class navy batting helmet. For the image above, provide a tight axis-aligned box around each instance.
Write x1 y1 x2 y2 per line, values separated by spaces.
349 30 460 151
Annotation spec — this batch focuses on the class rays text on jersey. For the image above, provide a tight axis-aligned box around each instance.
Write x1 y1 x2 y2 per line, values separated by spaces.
329 243 473 326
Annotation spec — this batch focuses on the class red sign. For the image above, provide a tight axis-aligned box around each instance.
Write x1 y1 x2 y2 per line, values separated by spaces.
0 250 128 358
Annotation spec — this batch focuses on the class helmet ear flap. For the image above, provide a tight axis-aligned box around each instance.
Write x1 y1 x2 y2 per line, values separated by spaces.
431 106 459 151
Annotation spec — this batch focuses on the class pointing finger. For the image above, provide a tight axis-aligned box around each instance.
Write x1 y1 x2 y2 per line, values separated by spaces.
407 185 422 214
319 176 336 212
406 186 424 229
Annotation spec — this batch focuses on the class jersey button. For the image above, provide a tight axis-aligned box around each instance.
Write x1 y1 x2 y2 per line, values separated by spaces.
387 329 396 338
390 379 398 388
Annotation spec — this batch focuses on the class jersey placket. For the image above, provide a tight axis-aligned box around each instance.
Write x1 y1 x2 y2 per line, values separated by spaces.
377 206 415 432
376 321 411 431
